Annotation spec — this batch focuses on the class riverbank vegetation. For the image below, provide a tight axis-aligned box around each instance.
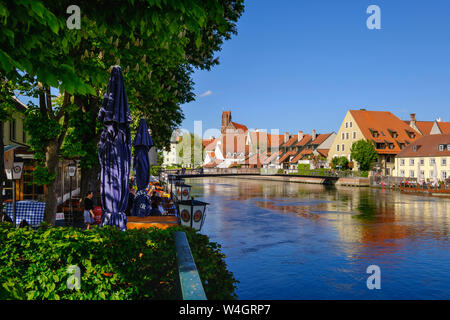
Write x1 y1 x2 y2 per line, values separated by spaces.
0 223 238 300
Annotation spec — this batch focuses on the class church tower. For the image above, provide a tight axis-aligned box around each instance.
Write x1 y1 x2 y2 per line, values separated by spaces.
221 111 232 134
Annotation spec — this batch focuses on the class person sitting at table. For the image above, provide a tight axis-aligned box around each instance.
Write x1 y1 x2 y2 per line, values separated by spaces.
19 219 29 228
125 185 135 216
149 200 162 216
83 191 95 229
0 212 12 223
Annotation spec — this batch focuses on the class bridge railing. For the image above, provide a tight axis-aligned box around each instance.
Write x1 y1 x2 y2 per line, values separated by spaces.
163 167 261 175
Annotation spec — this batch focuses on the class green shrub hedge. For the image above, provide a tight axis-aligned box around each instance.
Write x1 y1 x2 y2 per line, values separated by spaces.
150 165 161 176
0 223 238 300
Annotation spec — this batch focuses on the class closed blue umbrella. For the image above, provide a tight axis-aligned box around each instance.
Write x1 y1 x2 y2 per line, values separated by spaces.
98 66 131 231
132 118 154 216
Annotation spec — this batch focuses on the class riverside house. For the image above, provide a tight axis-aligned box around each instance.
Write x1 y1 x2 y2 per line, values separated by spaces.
394 133 450 182
3 97 80 204
327 109 423 176
277 130 336 170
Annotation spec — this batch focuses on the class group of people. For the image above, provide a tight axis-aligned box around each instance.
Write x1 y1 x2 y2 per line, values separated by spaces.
124 179 174 217
0 212 30 228
79 177 178 229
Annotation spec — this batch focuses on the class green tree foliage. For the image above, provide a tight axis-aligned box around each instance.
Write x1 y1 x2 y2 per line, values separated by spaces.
2 0 245 224
177 132 204 168
331 156 350 170
350 139 378 171
0 223 238 300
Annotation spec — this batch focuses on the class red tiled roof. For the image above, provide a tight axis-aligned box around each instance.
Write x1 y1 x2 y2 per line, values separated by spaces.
317 149 329 157
310 133 333 145
204 138 217 152
397 133 450 158
415 121 434 135
249 132 284 149
294 134 312 147
231 122 248 133
436 122 450 134
281 136 298 148
278 150 296 163
262 151 280 165
202 138 215 148
350 110 420 154
291 149 313 163
244 153 267 167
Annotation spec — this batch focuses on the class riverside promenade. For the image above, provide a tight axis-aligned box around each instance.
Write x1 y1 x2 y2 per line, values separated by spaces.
162 168 370 187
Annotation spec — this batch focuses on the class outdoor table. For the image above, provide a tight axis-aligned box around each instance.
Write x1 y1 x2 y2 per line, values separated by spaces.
5 201 45 227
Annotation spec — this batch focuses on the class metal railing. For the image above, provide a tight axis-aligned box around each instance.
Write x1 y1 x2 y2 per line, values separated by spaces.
174 231 207 300
163 167 261 176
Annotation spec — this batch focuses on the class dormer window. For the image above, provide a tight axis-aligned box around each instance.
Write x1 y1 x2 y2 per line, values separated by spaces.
389 130 398 138
448 144 450 151
439 145 444 151
388 143 394 149
412 145 418 152
405 129 416 139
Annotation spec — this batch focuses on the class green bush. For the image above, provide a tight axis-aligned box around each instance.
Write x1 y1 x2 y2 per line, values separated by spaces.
150 165 161 176
360 171 369 178
0 223 238 300
297 164 309 171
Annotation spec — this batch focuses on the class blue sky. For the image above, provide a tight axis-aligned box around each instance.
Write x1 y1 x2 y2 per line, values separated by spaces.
181 0 450 136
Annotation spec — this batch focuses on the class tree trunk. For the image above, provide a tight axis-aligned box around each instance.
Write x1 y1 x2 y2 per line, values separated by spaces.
80 162 100 205
43 140 59 225
79 94 101 205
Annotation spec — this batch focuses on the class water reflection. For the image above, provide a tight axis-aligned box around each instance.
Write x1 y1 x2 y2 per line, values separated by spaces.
188 177 450 299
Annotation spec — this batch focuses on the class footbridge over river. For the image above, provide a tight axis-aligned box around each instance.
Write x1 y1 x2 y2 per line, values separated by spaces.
159 168 361 186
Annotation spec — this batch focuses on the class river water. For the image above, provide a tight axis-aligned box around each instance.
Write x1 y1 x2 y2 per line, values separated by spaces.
185 177 450 300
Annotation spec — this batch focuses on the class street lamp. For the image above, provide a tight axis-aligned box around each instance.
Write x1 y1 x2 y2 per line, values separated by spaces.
178 197 209 231
5 157 24 227
175 183 192 201
68 162 77 227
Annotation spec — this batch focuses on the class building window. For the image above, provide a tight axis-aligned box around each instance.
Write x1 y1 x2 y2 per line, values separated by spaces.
400 159 405 166
420 159 424 166
410 159 415 166
337 145 340 152
410 170 415 178
448 144 450 151
442 158 447 166
342 144 345 151
439 145 444 151
430 158 436 165
342 133 345 140
386 156 391 163
400 170 405 177
442 171 447 180
349 122 352 128
430 171 434 178
345 122 348 128
346 133 349 140
10 119 16 141
353 132 356 139
420 170 425 178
